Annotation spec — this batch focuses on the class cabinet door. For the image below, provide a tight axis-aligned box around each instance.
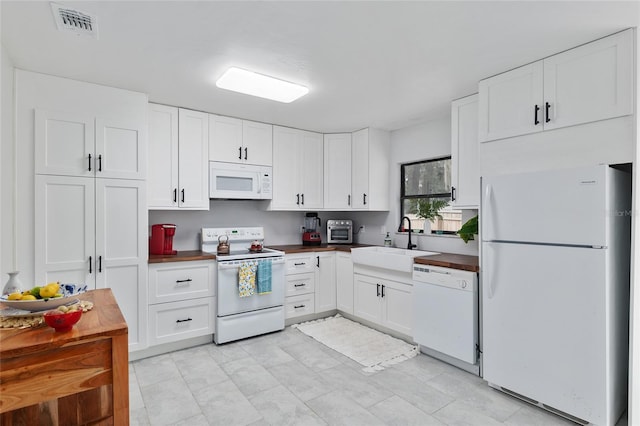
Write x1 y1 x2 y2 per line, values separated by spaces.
381 280 413 336
178 108 209 209
351 129 369 209
95 117 146 180
336 252 354 315
35 175 95 287
95 178 148 351
299 130 324 209
209 114 243 164
243 120 273 166
323 133 352 209
543 29 633 131
451 94 479 208
315 252 336 313
353 274 381 324
35 109 94 177
148 104 179 209
272 126 301 209
478 62 544 142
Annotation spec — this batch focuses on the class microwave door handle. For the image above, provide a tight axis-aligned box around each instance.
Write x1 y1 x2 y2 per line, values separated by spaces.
257 172 262 194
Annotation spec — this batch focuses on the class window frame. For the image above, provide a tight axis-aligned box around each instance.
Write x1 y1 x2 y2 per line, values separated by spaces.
399 156 456 234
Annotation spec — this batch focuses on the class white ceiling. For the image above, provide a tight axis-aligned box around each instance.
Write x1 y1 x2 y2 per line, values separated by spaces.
1 1 638 133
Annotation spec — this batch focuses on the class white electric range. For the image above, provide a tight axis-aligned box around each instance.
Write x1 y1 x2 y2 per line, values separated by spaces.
202 227 285 344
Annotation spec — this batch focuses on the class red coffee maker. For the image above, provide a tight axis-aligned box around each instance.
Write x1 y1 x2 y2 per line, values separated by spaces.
149 224 177 255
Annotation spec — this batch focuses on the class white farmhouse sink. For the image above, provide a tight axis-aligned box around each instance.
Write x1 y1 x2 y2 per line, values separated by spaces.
351 246 440 273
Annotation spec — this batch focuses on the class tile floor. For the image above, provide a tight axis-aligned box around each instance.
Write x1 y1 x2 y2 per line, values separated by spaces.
129 326 626 426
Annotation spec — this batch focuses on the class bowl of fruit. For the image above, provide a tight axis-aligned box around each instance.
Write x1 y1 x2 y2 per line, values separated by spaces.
43 304 82 332
0 283 87 312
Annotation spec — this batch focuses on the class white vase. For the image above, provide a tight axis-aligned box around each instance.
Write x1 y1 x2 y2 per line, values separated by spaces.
423 220 431 234
3 271 24 295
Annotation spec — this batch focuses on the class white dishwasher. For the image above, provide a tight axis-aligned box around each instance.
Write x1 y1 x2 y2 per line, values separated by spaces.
412 264 479 370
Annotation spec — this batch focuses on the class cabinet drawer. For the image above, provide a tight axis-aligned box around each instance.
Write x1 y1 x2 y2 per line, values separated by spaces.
285 254 316 274
148 297 215 345
149 261 214 304
286 273 315 296
285 294 315 319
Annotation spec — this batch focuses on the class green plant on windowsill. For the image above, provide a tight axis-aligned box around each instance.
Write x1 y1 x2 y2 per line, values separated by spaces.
457 215 478 243
413 198 449 222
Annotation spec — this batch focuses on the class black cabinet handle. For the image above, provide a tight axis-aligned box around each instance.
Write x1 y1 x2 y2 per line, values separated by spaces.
89 256 92 274
294 304 305 309
176 318 193 323
98 255 102 273
181 189 185 203
301 194 304 205
348 195 351 206
363 194 367 205
296 194 300 205
534 105 540 125
451 186 456 201
381 284 385 298
88 154 92 171
176 279 193 283
98 154 102 172
244 147 248 160
545 102 551 123
294 283 306 287
316 256 320 268
377 283 380 297
294 262 306 266
238 146 242 159
173 188 177 203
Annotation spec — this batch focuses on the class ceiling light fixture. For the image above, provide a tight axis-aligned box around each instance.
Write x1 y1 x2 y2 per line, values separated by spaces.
215 67 309 103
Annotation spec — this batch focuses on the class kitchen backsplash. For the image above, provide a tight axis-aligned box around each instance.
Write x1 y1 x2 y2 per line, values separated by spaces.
148 201 479 256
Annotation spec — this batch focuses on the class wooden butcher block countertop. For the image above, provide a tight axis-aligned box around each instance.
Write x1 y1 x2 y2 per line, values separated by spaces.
149 250 216 263
414 253 479 272
267 244 373 254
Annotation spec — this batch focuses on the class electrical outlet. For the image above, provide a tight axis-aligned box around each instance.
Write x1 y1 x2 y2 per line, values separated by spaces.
361 225 365 233
380 226 387 235
300 226 305 233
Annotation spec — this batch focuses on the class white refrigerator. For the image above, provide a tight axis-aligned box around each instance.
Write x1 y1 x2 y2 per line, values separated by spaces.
481 165 631 426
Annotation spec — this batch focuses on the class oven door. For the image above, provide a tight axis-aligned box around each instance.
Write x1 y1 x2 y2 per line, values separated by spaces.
216 257 285 316
328 226 352 244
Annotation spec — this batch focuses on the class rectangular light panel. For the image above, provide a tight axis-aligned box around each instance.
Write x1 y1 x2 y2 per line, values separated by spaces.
216 67 309 103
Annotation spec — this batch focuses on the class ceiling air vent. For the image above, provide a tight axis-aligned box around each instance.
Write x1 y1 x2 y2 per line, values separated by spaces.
50 3 98 38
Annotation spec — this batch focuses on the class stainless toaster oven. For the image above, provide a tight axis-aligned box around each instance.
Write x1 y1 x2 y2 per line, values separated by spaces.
326 219 353 244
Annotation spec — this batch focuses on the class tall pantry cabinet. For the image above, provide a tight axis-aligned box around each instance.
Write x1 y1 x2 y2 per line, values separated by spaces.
23 71 149 352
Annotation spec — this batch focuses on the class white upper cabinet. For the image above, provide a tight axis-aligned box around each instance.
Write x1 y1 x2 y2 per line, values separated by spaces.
209 114 273 166
148 104 209 210
271 126 323 210
451 94 480 208
478 63 543 142
35 109 145 179
479 29 633 143
543 30 633 131
351 128 390 210
323 133 352 209
178 108 209 209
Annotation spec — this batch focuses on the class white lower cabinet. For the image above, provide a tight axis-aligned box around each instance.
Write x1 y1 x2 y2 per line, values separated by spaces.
148 260 215 345
336 252 354 315
315 252 336 313
353 273 413 336
284 252 336 319
285 293 315 319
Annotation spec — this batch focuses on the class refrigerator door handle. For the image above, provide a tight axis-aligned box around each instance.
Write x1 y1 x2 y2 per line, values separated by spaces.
484 184 493 240
486 243 496 299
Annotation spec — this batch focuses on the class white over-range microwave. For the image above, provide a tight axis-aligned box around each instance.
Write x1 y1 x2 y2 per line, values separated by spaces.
209 161 272 200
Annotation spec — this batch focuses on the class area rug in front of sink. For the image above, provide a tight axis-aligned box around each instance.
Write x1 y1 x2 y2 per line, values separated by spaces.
292 314 419 372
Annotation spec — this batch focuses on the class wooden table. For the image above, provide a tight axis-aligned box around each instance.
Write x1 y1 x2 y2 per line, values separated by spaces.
0 288 129 425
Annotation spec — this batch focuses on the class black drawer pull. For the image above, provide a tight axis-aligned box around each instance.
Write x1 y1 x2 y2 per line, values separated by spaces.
294 262 306 266
294 283 306 287
176 279 193 283
294 304 305 309
176 318 193 323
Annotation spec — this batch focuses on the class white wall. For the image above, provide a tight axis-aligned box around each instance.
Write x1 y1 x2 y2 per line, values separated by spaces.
1 44 15 283
352 116 479 255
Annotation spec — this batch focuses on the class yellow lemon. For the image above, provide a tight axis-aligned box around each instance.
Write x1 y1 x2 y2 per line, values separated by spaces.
7 292 22 300
20 294 37 300
39 284 58 299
